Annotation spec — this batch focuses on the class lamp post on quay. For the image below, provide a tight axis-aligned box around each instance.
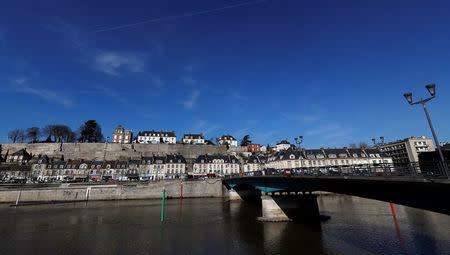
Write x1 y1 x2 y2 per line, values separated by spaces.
403 84 449 178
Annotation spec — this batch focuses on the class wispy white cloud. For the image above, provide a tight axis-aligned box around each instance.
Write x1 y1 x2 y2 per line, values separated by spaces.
12 79 74 108
183 90 200 110
94 51 144 76
14 78 26 85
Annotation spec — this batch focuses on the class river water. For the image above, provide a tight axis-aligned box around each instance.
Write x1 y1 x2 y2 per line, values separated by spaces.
0 195 449 255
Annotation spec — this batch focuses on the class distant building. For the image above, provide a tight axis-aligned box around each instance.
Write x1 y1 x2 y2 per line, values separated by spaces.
182 134 205 144
193 155 240 175
243 155 266 172
265 147 393 170
112 125 133 144
418 143 450 176
136 130 176 144
275 139 291 152
378 136 435 167
218 135 238 147
248 144 261 152
6 149 32 164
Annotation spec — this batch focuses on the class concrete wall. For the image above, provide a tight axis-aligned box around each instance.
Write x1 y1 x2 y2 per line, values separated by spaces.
0 143 236 160
0 179 224 203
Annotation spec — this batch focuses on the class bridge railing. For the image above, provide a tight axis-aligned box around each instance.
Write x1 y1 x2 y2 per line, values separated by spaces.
225 162 448 179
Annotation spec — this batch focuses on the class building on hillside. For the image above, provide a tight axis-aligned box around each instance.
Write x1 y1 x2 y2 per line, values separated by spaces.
248 144 261 152
265 147 393 172
112 125 133 144
243 155 267 172
218 135 238 147
193 155 240 176
182 133 205 144
378 136 435 168
139 155 187 180
6 149 32 164
0 164 31 181
275 140 291 152
418 143 450 176
135 130 176 144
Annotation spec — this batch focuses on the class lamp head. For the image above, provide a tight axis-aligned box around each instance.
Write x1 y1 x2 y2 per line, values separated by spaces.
403 92 413 104
426 84 436 97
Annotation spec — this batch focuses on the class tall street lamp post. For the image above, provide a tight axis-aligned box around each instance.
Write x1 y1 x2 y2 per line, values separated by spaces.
294 136 303 150
403 84 449 178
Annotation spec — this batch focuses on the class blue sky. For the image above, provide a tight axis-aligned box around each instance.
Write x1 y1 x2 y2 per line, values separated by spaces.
1 0 450 147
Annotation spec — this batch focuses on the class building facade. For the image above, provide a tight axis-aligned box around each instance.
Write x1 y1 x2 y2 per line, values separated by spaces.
112 125 133 144
248 144 261 152
378 136 435 167
265 147 393 172
136 131 177 144
193 155 240 175
243 155 267 172
218 135 238 147
275 140 291 152
182 134 205 144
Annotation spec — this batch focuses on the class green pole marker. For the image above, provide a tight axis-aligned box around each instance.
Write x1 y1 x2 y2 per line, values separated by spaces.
161 187 166 222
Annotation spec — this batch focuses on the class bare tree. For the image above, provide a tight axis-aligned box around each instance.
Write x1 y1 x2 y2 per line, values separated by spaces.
8 129 21 143
349 143 357 148
26 127 40 143
42 125 77 142
17 130 25 143
359 142 369 148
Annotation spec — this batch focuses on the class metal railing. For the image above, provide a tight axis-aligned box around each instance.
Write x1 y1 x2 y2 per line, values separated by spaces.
225 161 450 179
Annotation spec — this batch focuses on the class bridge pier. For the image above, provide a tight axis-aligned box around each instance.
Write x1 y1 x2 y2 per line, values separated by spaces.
229 189 243 201
258 194 320 222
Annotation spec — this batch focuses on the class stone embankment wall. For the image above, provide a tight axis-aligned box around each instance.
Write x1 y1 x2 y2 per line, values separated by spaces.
0 143 247 160
0 179 225 203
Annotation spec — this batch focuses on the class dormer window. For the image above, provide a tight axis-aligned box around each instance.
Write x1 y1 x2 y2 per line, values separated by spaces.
328 154 337 158
352 153 358 158
290 154 295 159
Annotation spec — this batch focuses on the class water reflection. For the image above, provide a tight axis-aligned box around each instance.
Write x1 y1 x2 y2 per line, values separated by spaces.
0 195 449 255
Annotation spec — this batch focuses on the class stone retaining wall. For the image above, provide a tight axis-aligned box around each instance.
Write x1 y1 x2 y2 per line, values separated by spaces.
0 143 246 160
0 180 224 203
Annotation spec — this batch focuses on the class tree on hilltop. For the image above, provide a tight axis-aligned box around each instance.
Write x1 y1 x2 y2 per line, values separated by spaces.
78 120 104 143
43 125 77 142
26 127 40 143
240 135 252 146
8 129 22 143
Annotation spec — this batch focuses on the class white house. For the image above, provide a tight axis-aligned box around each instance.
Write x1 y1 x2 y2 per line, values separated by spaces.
136 130 176 144
182 133 205 144
193 155 240 175
275 139 291 152
218 134 238 147
243 155 266 172
265 147 394 171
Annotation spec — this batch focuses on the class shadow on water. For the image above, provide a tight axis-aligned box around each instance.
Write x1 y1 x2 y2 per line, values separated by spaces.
225 199 328 255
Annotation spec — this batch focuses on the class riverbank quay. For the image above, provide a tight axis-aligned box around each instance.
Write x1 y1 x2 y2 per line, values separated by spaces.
0 179 224 204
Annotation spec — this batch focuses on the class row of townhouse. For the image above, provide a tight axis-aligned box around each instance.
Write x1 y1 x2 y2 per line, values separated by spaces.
114 125 239 146
265 147 393 171
193 155 241 176
1 153 187 181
